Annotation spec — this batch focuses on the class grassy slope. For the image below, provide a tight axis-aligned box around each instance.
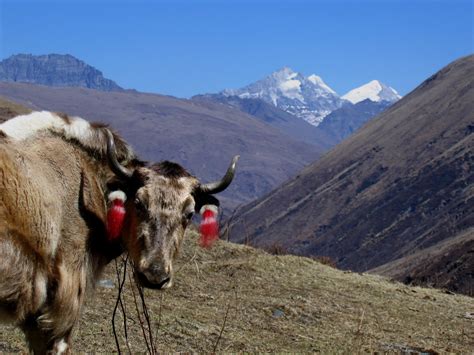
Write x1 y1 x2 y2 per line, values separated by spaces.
0 96 31 123
1 230 473 353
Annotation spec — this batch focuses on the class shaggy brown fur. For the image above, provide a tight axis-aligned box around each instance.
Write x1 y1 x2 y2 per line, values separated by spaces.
151 161 192 178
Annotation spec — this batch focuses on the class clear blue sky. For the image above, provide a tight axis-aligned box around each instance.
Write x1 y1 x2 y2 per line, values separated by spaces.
0 0 472 98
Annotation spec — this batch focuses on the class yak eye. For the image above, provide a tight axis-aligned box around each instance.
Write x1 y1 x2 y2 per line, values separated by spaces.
183 199 195 223
134 197 146 211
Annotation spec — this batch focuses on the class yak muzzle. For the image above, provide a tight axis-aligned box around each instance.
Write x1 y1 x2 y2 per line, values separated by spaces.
135 265 172 290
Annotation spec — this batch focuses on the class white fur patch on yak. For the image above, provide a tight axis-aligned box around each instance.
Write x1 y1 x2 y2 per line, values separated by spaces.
34 272 48 311
55 339 68 355
0 111 92 142
0 111 136 164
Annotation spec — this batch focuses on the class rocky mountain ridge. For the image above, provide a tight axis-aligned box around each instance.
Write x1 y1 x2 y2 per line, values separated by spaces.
0 54 123 91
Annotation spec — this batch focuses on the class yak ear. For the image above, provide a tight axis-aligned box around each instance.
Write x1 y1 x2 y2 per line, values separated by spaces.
80 171 107 223
193 193 220 214
106 168 145 199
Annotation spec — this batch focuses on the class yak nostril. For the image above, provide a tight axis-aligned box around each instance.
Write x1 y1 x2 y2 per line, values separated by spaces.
157 277 170 289
148 276 170 290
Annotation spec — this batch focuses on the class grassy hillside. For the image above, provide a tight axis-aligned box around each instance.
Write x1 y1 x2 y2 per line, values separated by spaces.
1 230 472 353
0 96 31 123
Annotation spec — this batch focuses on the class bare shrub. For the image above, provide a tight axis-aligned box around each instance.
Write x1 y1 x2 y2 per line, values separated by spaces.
311 255 338 269
265 243 288 256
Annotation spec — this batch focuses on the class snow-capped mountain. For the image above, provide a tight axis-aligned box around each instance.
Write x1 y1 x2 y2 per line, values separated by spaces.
218 68 401 127
342 80 401 104
222 67 344 126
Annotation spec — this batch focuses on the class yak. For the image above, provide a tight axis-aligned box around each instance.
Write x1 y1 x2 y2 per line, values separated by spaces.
0 111 238 353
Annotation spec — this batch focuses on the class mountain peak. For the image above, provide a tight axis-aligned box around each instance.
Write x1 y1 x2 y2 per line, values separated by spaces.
342 80 401 104
275 66 296 75
0 53 123 92
222 68 343 126
307 74 337 94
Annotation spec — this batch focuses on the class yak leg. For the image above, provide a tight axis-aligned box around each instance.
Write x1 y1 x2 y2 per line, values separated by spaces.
0 235 41 323
22 317 72 355
21 263 85 354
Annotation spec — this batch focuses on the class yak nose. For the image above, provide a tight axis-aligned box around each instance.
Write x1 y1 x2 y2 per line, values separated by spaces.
137 264 172 290
153 275 171 289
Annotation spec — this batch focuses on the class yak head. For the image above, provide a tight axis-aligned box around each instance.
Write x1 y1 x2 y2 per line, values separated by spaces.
105 130 238 289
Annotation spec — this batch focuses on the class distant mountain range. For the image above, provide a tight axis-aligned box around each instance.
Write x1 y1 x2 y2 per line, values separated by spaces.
0 54 123 91
0 54 400 151
225 55 474 295
0 54 405 213
219 67 401 126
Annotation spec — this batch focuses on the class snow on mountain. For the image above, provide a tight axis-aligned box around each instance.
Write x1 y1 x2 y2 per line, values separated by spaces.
221 69 401 126
342 80 401 104
307 74 336 94
222 67 344 126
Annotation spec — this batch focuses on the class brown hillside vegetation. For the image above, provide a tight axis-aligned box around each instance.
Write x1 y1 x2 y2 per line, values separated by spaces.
0 97 31 123
1 231 473 353
227 55 474 295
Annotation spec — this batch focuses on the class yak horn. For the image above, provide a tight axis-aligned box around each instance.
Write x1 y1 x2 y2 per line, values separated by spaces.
199 155 240 195
105 129 133 180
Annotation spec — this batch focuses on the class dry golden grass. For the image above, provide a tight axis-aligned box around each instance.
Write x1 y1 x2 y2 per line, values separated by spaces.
1 229 473 353
0 96 31 123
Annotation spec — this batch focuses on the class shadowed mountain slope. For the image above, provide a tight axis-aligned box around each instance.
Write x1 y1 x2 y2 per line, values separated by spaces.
226 55 474 294
194 94 393 151
0 83 320 209
372 228 474 295
192 93 333 150
317 99 392 144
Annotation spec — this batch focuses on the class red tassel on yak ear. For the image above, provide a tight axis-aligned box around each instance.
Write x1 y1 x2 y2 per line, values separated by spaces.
107 190 127 241
199 204 219 248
